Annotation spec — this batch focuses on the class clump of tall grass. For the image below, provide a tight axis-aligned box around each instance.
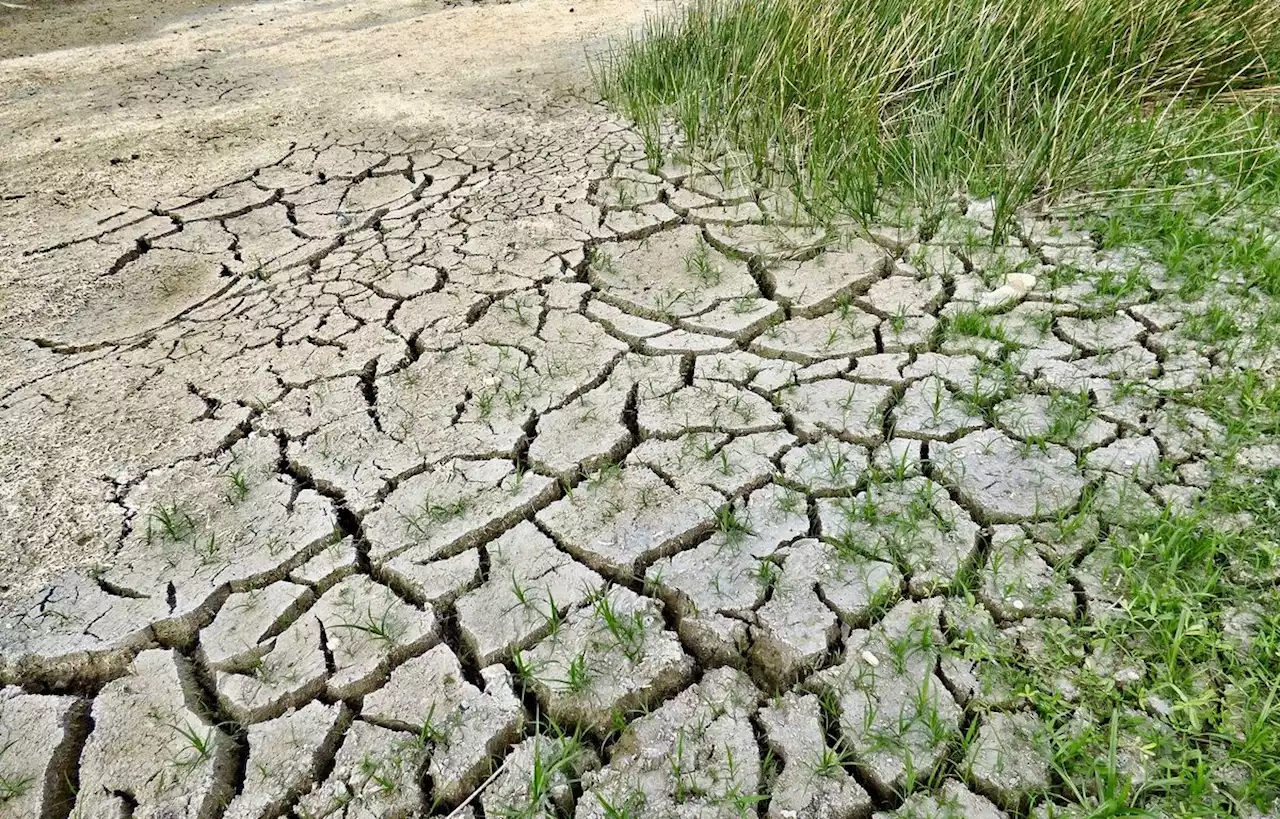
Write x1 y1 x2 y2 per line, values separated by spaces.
598 0 1280 227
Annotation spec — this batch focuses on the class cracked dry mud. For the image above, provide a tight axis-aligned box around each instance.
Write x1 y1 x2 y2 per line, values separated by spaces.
0 1 1273 818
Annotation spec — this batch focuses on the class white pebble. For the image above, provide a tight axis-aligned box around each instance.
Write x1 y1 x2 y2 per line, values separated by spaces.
1006 272 1038 293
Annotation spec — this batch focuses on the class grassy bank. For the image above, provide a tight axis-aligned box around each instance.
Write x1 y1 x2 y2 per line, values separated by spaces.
600 3 1280 816
598 0 1280 227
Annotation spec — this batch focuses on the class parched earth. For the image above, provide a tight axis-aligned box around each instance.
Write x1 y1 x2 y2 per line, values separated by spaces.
1 2 1275 819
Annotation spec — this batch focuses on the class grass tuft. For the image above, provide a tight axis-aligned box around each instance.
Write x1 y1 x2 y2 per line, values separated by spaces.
599 0 1280 230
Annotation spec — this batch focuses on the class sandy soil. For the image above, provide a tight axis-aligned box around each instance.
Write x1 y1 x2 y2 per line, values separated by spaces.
0 0 651 333
0 0 257 58
0 0 654 597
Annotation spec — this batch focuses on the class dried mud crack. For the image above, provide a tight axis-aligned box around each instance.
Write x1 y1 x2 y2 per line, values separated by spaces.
2 15 1277 819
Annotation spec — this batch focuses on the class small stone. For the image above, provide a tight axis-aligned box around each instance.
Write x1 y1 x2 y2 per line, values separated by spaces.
1006 272 1037 292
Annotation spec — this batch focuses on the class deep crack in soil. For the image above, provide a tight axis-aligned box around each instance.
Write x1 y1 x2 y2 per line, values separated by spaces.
1 1 1274 818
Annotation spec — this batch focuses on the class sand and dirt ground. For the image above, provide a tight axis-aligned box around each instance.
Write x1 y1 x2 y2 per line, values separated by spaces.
1 2 1272 818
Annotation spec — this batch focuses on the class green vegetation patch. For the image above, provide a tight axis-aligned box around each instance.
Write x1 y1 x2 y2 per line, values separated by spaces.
599 0 1280 228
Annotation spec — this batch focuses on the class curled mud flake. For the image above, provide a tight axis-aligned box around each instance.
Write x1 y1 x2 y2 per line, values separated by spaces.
0 571 169 689
224 700 348 819
752 537 901 689
589 225 758 320
363 457 556 565
1083 435 1161 486
637 379 783 440
776 378 893 447
892 376 987 442
963 711 1052 812
818 477 981 597
780 439 870 495
200 581 316 670
536 464 721 580
977 526 1075 621
0 687 89 819
481 734 600 818
759 692 872 819
872 779 1010 819
107 433 339 617
750 310 880 363
294 720 427 819
631 429 795 497
647 482 808 665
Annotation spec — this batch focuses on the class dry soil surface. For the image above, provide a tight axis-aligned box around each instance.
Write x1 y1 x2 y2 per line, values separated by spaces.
0 0 654 595
1 1 1269 818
